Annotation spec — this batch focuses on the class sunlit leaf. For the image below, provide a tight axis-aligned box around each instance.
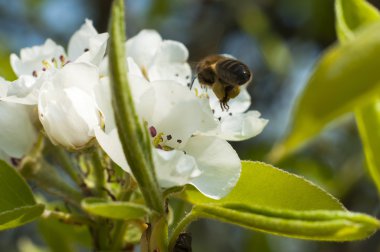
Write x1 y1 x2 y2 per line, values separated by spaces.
174 161 379 241
268 22 380 162
335 0 380 194
178 161 344 211
0 160 44 230
356 100 380 193
0 204 44 231
81 198 150 220
192 203 379 241
335 0 380 42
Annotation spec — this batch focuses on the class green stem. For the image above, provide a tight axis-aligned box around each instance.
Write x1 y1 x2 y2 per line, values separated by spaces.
168 211 198 251
21 159 83 207
91 149 106 197
111 174 134 250
55 147 84 187
109 0 164 214
42 209 93 226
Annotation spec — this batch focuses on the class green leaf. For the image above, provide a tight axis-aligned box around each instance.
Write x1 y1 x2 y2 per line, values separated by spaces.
170 162 379 243
268 22 380 162
335 0 380 43
0 204 44 231
355 100 380 193
335 0 380 196
81 198 151 220
0 160 44 230
179 161 344 211
192 204 379 241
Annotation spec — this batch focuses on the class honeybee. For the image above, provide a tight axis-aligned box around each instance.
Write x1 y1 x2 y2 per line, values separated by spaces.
192 55 252 111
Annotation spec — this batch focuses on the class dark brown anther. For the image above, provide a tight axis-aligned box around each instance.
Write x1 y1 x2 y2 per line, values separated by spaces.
149 126 157 137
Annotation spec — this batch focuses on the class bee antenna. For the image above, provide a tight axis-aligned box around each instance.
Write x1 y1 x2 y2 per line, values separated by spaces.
189 76 197 90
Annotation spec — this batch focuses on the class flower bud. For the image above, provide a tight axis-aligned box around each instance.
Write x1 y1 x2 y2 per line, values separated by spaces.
38 63 101 150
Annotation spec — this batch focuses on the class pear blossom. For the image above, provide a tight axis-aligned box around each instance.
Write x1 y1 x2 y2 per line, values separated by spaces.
191 78 268 141
122 29 268 141
8 20 108 104
0 78 38 159
38 63 101 150
95 73 241 199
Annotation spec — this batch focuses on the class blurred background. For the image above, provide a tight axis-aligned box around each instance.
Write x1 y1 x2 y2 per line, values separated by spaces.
1 0 380 251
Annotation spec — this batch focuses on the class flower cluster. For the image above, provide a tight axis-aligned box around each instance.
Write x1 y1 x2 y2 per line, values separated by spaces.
0 20 268 199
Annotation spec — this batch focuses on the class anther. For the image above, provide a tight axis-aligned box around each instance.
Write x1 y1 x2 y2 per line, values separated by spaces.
32 70 37 78
177 139 182 144
149 126 157 137
84 48 89 52
167 135 172 140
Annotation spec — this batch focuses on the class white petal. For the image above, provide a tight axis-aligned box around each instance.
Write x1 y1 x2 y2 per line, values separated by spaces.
94 127 131 173
209 87 251 118
218 110 268 141
148 40 191 85
151 40 189 65
126 30 162 69
54 62 99 94
10 39 65 77
0 77 10 98
74 33 109 66
127 57 144 78
154 149 200 187
138 81 215 148
68 19 108 65
1 75 41 105
184 135 241 199
0 102 37 158
39 84 100 149
148 63 192 87
95 75 149 133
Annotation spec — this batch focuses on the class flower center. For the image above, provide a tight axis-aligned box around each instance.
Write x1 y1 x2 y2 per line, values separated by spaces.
32 54 69 78
149 125 183 151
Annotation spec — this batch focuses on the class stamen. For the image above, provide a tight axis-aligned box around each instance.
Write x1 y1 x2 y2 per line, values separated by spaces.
59 55 65 64
84 48 89 52
167 135 172 140
32 70 37 78
177 139 182 144
149 126 157 137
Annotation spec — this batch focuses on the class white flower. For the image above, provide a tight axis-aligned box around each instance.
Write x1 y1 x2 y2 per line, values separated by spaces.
68 19 109 66
10 19 107 81
38 63 101 150
191 78 268 141
10 39 65 78
125 30 192 86
95 76 241 199
5 19 108 106
0 78 38 159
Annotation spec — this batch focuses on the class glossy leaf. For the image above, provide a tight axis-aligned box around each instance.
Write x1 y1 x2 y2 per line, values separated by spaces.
356 100 380 194
335 0 380 42
81 198 150 220
0 204 44 231
0 160 44 230
172 161 379 242
179 161 344 211
335 0 380 195
268 22 380 162
192 204 379 241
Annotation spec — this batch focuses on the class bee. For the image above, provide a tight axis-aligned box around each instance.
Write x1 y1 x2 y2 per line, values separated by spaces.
191 55 252 111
